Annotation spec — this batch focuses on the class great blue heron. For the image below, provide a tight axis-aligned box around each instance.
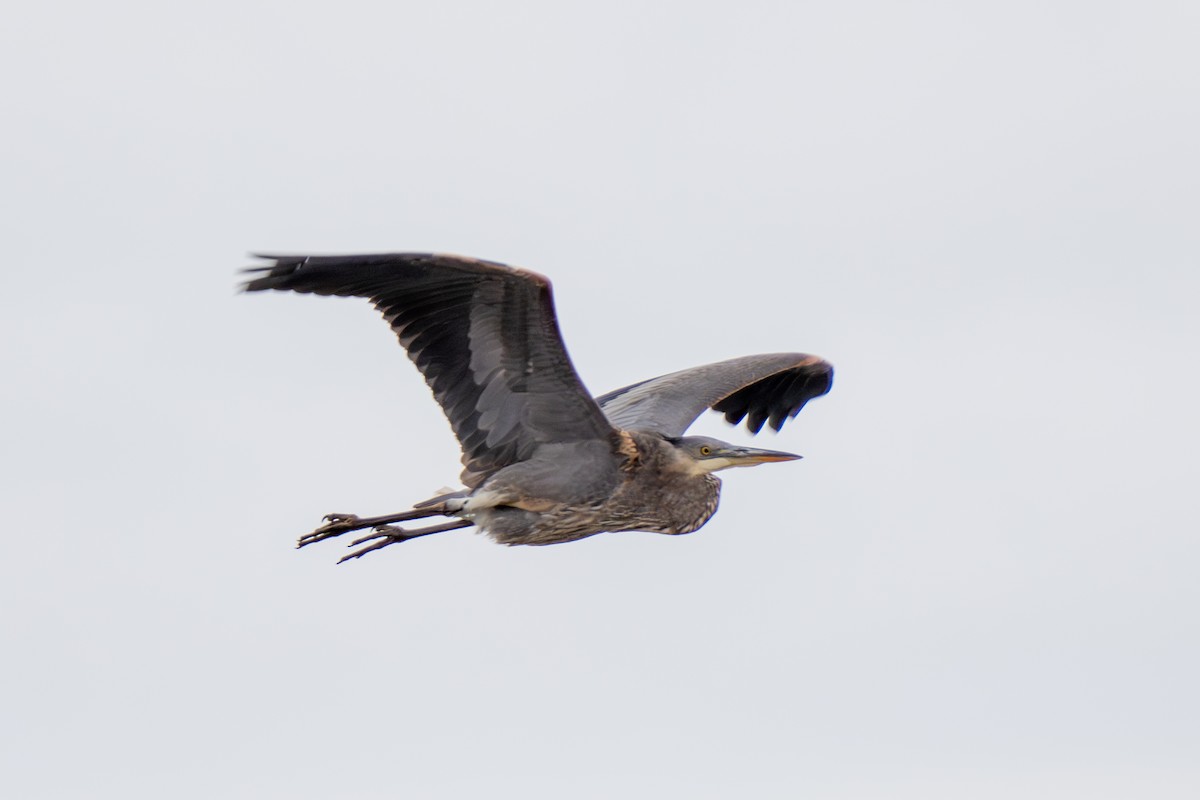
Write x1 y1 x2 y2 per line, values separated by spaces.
243 253 833 562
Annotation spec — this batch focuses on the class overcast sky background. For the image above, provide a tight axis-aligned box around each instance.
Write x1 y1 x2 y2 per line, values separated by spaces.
3 2 1198 798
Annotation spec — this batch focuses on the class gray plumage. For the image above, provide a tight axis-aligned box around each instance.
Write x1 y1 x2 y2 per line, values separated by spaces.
242 253 833 561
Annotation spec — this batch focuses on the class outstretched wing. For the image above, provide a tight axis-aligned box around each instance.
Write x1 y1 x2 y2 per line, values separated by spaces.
595 353 833 437
242 253 615 487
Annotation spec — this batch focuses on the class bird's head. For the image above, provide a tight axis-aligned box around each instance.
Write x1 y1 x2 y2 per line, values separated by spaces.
669 435 801 474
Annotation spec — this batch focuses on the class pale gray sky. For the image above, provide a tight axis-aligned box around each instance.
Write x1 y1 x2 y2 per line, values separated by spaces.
3 2 1198 798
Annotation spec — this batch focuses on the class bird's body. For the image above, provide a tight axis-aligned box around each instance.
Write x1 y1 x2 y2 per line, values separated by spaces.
460 431 721 545
243 253 832 561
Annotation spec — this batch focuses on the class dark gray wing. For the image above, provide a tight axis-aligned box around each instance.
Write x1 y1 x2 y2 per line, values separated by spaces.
595 353 833 437
242 253 615 487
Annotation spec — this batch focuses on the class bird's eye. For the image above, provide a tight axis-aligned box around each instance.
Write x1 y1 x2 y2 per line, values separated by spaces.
699 446 712 456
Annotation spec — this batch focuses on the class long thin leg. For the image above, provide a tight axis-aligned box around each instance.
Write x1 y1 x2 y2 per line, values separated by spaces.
337 520 474 564
297 506 450 549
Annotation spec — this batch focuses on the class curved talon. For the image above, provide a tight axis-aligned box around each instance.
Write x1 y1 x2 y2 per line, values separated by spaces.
338 541 393 563
297 513 367 549
350 525 405 547
339 530 410 563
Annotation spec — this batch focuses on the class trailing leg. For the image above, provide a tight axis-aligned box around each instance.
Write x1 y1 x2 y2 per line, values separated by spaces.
337 520 475 563
297 505 452 549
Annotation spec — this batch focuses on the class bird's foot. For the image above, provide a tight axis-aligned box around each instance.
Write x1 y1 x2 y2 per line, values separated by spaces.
297 513 363 549
337 525 415 564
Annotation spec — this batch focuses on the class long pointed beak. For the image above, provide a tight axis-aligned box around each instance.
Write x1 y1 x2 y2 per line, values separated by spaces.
731 446 802 465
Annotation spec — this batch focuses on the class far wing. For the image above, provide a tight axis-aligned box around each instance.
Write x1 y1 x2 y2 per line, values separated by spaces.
596 353 833 437
242 253 615 487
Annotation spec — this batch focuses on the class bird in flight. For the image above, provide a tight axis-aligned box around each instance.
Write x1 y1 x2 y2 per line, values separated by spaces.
243 253 833 562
